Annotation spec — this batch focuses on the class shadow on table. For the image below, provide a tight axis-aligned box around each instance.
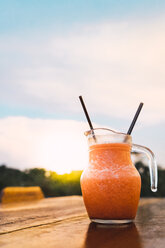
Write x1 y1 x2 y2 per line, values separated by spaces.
83 222 142 248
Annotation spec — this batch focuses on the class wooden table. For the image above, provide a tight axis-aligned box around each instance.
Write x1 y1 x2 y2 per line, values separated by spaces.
0 197 165 248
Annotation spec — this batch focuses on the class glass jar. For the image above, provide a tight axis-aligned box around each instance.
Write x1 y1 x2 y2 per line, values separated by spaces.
81 128 157 224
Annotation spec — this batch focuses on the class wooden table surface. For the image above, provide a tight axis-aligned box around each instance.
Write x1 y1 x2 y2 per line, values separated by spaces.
0 197 165 248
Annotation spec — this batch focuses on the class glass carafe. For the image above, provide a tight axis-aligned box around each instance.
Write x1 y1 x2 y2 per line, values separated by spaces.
80 128 157 224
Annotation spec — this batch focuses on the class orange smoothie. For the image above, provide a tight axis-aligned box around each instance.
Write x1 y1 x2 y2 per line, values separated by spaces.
81 143 141 221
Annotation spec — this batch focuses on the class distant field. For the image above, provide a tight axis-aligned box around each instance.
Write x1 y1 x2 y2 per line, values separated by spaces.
0 165 82 197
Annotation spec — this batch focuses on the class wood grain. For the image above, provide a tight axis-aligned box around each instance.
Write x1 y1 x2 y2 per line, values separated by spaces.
0 197 164 248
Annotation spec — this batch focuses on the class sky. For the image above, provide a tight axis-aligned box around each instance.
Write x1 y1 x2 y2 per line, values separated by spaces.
0 0 165 173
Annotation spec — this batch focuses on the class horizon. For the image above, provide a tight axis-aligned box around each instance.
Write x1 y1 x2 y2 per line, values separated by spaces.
1 160 165 176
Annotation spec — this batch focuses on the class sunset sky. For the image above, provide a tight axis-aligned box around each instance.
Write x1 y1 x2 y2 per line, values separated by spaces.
0 1 165 173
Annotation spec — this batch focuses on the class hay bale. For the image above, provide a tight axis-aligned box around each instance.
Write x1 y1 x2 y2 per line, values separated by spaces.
0 186 44 204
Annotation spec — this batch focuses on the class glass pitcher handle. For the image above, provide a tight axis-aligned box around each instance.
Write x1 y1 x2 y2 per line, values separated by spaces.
132 144 158 192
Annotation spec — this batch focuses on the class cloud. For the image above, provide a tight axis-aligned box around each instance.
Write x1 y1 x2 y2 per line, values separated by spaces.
0 17 165 124
0 117 91 173
0 117 164 173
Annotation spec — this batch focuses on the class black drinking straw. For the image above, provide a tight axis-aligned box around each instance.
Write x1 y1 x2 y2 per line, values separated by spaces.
79 96 96 138
127 102 144 135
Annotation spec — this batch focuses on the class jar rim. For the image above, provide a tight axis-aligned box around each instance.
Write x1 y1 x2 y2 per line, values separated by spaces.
84 128 132 146
84 128 131 137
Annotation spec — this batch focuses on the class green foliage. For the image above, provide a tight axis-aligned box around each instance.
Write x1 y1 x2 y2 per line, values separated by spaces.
0 162 164 197
0 165 82 197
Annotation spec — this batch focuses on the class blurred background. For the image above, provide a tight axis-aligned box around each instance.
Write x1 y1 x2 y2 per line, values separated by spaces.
0 0 165 197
